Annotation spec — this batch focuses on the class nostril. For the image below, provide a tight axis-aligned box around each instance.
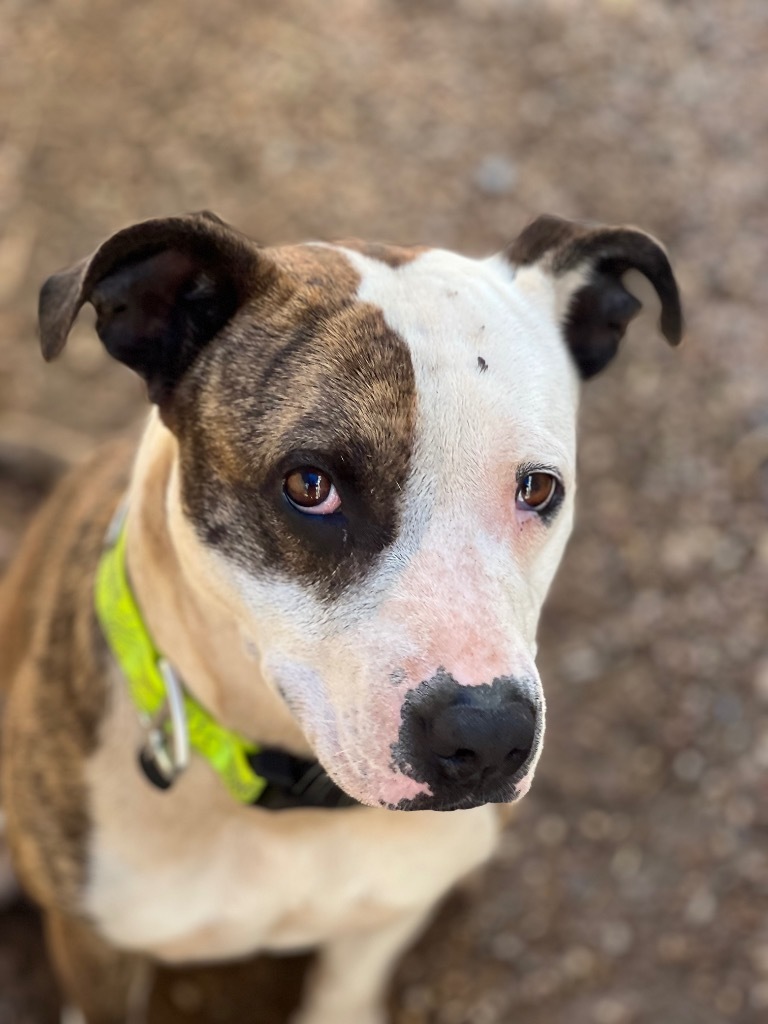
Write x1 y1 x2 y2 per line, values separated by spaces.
506 745 531 774
436 749 479 782
437 748 478 772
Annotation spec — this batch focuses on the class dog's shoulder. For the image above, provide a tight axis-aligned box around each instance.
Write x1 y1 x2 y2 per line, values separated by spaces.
0 438 135 686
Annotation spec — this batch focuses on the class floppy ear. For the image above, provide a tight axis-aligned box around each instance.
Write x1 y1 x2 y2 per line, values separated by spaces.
506 214 683 379
39 211 273 404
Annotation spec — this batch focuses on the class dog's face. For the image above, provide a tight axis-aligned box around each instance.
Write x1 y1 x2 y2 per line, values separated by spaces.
40 213 682 811
167 242 580 811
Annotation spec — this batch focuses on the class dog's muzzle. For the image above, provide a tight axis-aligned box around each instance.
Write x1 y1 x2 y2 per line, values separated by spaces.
391 672 540 811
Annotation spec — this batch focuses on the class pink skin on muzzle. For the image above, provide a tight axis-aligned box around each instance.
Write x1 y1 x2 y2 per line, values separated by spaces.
263 523 544 808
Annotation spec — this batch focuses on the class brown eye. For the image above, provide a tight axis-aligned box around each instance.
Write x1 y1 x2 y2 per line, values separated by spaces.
284 468 341 515
516 472 558 513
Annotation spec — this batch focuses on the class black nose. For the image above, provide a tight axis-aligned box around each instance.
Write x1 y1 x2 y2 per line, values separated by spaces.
429 698 535 782
392 672 539 809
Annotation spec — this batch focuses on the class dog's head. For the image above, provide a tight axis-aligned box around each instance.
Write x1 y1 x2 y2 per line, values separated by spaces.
39 212 682 811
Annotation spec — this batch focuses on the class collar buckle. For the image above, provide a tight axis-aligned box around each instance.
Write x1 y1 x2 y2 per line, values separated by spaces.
138 658 190 791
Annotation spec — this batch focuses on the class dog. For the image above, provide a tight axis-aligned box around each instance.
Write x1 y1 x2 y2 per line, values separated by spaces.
0 211 682 1024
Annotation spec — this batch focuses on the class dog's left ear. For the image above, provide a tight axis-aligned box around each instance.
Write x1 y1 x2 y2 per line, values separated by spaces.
506 214 683 379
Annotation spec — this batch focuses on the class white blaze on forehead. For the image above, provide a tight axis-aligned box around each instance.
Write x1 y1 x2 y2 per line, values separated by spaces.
339 246 580 494
319 245 582 694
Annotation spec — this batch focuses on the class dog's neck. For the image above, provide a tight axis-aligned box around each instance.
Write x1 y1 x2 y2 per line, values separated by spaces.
122 412 311 756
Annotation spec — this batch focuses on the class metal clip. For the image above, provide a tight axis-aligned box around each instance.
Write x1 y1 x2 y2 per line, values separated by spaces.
104 498 129 548
138 658 190 790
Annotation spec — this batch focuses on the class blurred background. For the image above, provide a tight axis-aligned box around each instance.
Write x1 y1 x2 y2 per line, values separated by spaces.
1 1 766 1022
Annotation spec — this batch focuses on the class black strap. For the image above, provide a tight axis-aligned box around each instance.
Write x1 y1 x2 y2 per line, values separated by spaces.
247 748 358 810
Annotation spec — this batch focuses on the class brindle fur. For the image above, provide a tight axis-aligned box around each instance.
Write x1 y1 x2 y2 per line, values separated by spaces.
0 442 135 908
174 244 417 594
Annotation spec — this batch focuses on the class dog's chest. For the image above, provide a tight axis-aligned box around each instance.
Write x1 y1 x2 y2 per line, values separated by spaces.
82 690 500 962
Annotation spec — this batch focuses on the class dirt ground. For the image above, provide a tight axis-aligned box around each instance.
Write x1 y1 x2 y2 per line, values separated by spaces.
1 1 767 1022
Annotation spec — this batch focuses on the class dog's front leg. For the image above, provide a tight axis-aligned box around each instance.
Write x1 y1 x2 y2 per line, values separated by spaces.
45 909 153 1024
291 908 431 1024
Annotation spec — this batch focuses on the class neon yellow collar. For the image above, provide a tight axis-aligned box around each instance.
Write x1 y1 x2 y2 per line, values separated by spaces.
94 506 267 804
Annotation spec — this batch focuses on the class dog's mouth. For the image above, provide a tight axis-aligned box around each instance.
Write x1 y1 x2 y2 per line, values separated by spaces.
389 775 528 813
313 747 538 813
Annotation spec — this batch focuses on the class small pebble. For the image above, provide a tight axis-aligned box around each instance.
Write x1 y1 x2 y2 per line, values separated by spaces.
472 155 518 196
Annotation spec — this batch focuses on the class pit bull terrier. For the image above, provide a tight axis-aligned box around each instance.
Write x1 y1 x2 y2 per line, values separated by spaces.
0 212 682 1024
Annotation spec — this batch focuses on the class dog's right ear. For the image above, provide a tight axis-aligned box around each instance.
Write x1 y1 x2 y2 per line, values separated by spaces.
39 212 274 405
